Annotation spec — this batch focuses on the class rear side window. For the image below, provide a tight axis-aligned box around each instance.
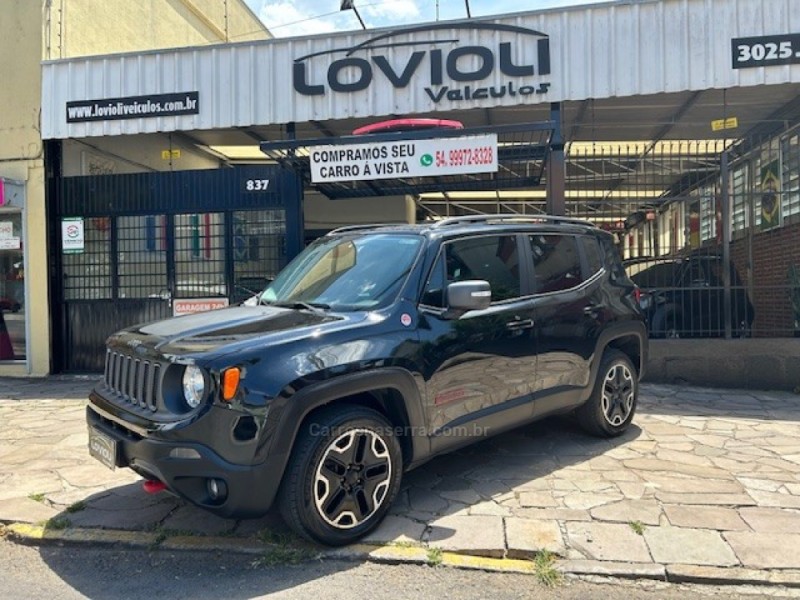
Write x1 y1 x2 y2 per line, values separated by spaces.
422 235 521 306
529 234 584 293
629 263 678 288
580 236 603 277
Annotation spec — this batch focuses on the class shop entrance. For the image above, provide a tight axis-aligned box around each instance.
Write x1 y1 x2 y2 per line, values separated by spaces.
50 165 303 372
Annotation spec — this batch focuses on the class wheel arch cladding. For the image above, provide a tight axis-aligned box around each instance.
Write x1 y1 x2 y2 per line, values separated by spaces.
297 388 415 467
607 334 643 377
268 368 427 472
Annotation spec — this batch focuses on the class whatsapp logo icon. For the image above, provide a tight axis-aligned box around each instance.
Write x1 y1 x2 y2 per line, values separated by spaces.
420 154 433 167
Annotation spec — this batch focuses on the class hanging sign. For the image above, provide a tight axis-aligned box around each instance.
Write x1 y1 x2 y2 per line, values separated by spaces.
61 218 85 254
309 134 498 184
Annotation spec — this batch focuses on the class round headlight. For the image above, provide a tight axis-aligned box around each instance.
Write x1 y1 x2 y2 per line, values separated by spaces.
182 365 205 408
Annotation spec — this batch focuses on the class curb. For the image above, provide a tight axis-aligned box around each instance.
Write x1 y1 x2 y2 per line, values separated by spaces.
4 522 800 589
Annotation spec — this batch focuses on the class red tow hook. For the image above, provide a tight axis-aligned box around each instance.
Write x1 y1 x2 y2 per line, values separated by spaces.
143 480 167 494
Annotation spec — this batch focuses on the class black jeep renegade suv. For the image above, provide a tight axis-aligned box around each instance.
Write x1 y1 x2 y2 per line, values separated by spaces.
87 215 647 545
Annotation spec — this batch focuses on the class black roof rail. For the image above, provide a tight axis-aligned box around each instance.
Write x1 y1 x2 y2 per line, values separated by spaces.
326 222 407 235
429 214 594 229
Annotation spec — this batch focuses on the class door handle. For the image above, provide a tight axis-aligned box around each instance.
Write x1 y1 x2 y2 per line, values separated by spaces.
506 318 534 330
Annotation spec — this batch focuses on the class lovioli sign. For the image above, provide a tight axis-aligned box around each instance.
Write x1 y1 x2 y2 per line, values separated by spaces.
293 23 551 104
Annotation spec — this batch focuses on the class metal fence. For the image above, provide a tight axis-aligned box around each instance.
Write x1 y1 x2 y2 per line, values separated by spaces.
564 127 800 339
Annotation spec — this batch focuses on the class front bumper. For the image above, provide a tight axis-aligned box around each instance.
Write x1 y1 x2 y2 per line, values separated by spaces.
86 404 286 518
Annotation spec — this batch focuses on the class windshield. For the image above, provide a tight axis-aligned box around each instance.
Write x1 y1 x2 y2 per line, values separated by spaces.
261 233 423 311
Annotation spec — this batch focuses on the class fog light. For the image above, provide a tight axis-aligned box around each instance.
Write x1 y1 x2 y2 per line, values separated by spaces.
207 478 228 502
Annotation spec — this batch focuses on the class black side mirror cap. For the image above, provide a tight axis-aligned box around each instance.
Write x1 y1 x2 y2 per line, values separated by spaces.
447 280 492 314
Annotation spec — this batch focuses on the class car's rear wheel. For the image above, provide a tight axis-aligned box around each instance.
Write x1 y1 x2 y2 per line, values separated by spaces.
576 349 638 437
278 405 402 546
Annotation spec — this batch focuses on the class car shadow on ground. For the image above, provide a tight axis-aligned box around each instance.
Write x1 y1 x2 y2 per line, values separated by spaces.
36 411 642 598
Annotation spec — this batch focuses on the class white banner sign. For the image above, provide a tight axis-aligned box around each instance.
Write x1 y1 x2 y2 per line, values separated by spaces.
309 134 498 184
0 237 21 250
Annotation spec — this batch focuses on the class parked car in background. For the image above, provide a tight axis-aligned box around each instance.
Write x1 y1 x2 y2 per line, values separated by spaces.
0 297 21 312
625 253 754 338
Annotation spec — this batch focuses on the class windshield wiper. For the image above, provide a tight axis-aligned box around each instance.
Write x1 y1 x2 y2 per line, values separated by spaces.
269 300 331 314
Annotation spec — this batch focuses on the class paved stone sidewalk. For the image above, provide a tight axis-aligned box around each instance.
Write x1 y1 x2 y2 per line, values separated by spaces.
1 377 800 577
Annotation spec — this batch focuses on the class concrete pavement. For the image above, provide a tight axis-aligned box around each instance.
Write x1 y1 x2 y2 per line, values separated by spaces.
1 377 800 586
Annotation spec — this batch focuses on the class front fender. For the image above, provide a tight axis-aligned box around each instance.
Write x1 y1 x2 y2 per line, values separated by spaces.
256 367 429 490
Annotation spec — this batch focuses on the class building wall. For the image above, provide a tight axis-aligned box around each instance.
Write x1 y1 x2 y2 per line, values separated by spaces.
303 193 415 235
44 0 269 59
731 221 800 336
0 2 48 375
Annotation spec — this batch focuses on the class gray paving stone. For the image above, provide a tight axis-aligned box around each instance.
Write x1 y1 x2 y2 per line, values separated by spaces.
558 560 666 580
563 493 624 510
468 500 511 517
505 518 565 558
0 496 58 523
566 522 652 563
426 515 505 557
512 507 591 521
739 507 800 533
518 491 559 508
361 515 426 545
663 505 749 531
438 489 482 505
747 489 800 509
654 492 755 506
622 459 731 479
65 497 178 530
407 487 448 514
638 475 743 494
644 527 738 566
590 499 662 526
725 532 800 569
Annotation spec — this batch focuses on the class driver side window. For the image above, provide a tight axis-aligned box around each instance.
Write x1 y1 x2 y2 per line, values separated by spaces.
421 235 521 307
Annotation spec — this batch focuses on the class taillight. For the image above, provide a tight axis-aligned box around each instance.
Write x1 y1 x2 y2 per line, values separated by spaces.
633 287 642 303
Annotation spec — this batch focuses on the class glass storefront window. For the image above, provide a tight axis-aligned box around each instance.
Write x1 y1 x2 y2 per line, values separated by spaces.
0 211 25 360
174 213 226 298
118 215 168 299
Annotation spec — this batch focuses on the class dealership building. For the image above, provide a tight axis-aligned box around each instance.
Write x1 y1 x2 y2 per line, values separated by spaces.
18 0 800 381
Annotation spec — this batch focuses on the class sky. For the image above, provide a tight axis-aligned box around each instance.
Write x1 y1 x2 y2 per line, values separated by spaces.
244 0 608 37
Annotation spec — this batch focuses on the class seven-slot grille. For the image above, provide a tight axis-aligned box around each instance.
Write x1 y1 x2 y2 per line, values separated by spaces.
103 350 161 412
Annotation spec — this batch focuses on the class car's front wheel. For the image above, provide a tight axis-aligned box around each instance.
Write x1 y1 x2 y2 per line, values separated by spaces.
278 405 403 546
575 349 638 437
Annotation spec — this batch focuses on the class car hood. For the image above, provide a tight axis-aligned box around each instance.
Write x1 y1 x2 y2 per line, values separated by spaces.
108 304 361 358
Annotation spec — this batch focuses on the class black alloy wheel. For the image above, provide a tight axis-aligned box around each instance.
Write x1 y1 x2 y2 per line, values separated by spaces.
278 405 403 546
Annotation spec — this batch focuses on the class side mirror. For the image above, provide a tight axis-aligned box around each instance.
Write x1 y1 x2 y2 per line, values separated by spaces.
447 280 491 313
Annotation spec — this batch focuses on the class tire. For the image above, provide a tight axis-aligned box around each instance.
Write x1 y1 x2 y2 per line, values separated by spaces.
653 308 680 338
278 404 403 546
575 349 638 437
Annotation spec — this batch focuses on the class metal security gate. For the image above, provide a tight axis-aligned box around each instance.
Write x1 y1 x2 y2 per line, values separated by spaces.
51 166 303 372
